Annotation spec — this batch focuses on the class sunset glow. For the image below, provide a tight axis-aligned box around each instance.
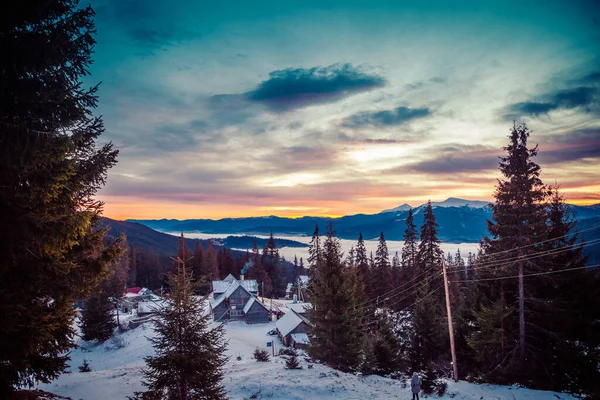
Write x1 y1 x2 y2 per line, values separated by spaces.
88 0 600 220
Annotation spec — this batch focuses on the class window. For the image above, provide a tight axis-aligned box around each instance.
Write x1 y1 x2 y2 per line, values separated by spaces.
230 309 243 317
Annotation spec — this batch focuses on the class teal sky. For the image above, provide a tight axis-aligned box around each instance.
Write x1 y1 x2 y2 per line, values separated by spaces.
88 0 600 219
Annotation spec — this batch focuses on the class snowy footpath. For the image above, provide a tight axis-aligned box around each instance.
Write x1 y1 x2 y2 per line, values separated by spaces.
39 320 578 400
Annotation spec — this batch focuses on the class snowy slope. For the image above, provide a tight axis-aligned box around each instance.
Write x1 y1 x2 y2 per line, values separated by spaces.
38 320 578 400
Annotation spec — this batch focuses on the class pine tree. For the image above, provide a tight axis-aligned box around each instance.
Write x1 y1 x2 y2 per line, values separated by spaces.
203 240 220 281
417 201 443 280
399 209 419 308
0 0 122 392
307 225 321 278
80 291 116 343
354 233 370 297
410 202 446 371
373 232 392 306
455 249 466 282
262 232 284 297
362 310 401 376
140 237 227 400
81 238 128 341
401 209 418 271
308 223 364 372
535 187 600 394
285 351 302 370
472 122 549 383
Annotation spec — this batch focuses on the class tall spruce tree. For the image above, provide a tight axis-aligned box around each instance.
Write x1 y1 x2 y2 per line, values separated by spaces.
472 122 549 383
401 209 418 271
0 0 122 392
399 209 419 308
308 223 364 372
262 232 284 297
410 201 446 371
373 232 393 305
140 237 227 400
307 225 322 275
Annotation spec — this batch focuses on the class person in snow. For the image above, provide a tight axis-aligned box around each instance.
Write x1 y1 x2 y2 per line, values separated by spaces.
411 372 422 400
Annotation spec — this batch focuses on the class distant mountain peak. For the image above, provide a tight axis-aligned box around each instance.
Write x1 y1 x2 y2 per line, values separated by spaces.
380 197 490 214
381 203 412 213
431 197 491 208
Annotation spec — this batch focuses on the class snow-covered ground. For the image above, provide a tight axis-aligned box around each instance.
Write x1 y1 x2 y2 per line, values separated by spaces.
38 319 578 400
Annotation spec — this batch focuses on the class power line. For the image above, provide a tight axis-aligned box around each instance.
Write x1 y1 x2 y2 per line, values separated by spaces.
362 284 445 328
450 263 600 283
357 267 442 308
476 223 600 260
447 238 600 273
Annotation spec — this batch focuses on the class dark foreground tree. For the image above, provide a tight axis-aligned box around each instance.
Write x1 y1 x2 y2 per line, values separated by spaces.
0 0 121 393
139 249 228 400
470 122 548 383
308 223 364 372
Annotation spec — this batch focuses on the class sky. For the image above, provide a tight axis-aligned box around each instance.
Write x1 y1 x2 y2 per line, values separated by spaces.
88 0 600 220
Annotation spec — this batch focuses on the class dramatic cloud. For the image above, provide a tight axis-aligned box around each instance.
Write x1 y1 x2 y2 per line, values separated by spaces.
537 128 600 164
342 106 431 128
89 0 600 218
503 85 600 119
393 144 500 174
213 64 387 112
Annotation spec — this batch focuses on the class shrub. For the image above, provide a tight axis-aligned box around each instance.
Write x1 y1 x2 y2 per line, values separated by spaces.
79 359 91 373
253 348 270 362
285 353 302 370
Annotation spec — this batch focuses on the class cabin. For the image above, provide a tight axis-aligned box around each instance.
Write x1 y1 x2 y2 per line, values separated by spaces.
285 302 312 317
210 278 270 323
212 274 259 296
120 287 152 314
275 310 312 349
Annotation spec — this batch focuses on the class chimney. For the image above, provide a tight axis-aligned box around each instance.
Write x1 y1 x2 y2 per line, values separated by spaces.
240 274 244 280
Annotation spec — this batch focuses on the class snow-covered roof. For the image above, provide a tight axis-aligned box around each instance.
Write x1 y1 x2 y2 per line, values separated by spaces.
211 280 241 308
297 275 309 285
243 297 256 314
276 310 304 337
223 274 236 282
286 303 312 314
290 333 310 345
212 278 258 294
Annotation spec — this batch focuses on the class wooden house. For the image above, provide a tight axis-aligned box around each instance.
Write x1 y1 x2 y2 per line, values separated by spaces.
210 278 269 323
275 309 312 349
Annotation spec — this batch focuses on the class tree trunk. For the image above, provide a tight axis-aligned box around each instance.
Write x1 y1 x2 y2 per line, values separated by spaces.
518 262 525 363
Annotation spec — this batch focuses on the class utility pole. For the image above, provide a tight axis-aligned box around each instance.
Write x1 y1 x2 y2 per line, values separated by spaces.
442 257 459 382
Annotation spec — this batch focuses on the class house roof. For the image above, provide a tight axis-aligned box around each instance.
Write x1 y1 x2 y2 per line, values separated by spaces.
242 297 256 313
285 302 312 314
211 280 241 308
290 333 310 345
242 297 269 314
126 287 142 294
212 278 258 294
276 310 305 337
